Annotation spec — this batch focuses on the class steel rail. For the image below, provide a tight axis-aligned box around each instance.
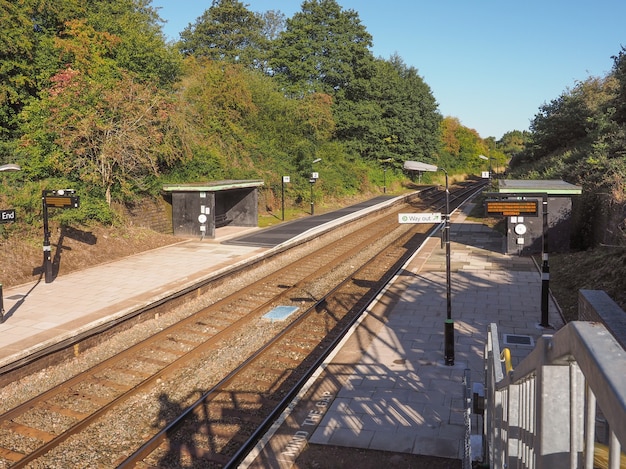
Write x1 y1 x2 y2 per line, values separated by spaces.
117 181 486 467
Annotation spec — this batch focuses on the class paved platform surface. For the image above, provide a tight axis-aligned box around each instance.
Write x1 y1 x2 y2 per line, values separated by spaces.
0 230 267 370
0 196 398 373
243 202 565 468
0 193 566 466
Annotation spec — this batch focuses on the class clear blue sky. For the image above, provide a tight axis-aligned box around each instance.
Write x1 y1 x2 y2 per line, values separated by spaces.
151 0 626 140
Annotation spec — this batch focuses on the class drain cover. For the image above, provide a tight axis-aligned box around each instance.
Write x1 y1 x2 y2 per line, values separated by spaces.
262 306 299 322
503 334 534 346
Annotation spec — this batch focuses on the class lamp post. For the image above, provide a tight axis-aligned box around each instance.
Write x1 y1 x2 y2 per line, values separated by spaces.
478 154 493 180
411 161 454 366
0 164 21 323
380 158 392 194
310 158 321 215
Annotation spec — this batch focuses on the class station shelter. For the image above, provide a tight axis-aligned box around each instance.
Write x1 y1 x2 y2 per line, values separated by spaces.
487 180 582 255
163 180 264 239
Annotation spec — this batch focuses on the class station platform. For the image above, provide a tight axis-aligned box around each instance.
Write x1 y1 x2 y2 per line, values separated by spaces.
0 193 565 466
0 196 396 374
242 202 565 468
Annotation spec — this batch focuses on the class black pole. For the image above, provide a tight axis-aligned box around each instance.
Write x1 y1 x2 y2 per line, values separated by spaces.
42 191 53 283
310 180 314 215
443 170 454 366
540 195 550 327
281 178 285 221
0 283 4 323
383 167 387 194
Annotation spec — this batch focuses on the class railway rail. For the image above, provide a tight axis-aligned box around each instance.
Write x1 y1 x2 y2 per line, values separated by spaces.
0 180 486 468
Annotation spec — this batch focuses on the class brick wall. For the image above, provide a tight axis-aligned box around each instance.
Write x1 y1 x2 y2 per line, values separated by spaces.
122 196 172 234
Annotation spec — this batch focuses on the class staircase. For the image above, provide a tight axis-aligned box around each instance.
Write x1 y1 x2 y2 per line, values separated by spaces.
480 320 626 468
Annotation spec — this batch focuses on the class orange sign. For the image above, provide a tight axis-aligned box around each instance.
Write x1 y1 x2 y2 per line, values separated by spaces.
485 199 538 216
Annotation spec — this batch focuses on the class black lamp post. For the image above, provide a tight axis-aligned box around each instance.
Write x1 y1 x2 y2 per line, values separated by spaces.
310 158 321 215
441 167 453 366
381 158 392 193
0 164 21 323
412 161 453 366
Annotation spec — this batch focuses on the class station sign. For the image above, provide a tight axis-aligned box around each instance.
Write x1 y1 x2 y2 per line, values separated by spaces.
485 199 538 217
44 195 80 208
398 212 442 224
0 209 16 224
43 189 80 209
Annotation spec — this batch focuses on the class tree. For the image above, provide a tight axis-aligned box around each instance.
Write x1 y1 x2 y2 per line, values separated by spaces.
270 0 374 97
339 55 440 164
438 117 489 171
259 9 286 41
1 0 178 144
19 67 176 205
178 0 268 68
527 78 607 160
86 0 181 86
0 0 36 139
270 0 378 162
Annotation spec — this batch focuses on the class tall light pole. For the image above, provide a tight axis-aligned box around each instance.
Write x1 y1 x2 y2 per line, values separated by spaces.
478 154 493 180
380 158 392 194
411 161 454 366
0 164 21 323
309 158 321 215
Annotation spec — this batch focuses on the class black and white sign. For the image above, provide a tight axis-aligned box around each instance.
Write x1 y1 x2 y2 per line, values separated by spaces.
0 209 16 224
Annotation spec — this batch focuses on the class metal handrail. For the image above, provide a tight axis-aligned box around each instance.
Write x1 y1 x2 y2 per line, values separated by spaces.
485 321 626 469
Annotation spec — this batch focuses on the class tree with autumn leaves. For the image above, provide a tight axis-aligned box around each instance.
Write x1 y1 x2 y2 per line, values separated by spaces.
3 0 505 228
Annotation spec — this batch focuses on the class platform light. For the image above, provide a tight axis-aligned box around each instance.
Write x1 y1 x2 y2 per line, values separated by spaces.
412 161 454 366
380 158 393 194
0 163 21 172
0 164 20 323
310 158 321 216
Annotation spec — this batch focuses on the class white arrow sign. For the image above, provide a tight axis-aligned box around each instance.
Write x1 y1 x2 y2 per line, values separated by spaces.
398 212 442 224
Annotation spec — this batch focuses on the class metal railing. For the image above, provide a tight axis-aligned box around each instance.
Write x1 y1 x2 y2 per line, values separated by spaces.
484 321 626 468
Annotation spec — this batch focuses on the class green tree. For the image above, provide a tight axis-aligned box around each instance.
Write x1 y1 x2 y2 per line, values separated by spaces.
86 0 181 86
498 130 530 156
270 0 374 98
0 0 36 139
1 0 178 144
269 0 382 163
178 0 268 68
438 117 489 172
18 66 176 205
167 58 258 180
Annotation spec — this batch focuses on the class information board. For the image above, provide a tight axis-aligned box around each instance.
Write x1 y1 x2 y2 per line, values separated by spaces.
44 195 80 209
485 199 538 217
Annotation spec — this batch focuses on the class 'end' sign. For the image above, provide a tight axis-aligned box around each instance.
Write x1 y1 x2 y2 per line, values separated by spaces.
398 212 442 224
0 209 16 224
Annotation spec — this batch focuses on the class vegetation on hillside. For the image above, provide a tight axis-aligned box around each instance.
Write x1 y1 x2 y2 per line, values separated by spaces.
508 47 626 315
0 0 511 237
509 49 626 250
2 0 622 313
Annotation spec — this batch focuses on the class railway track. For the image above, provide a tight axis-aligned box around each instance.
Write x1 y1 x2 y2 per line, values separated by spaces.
0 180 485 468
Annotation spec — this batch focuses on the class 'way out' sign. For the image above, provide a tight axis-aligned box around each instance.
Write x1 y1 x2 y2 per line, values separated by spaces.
398 212 442 224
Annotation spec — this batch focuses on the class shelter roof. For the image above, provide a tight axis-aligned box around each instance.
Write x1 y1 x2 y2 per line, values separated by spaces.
163 180 264 192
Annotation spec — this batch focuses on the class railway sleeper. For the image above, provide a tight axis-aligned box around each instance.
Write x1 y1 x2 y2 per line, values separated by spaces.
0 446 24 463
5 420 56 442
